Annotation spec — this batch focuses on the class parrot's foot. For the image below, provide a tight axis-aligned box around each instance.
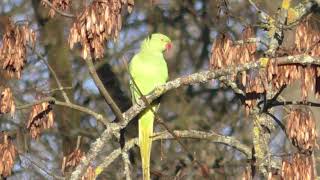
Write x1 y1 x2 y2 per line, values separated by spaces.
149 132 158 139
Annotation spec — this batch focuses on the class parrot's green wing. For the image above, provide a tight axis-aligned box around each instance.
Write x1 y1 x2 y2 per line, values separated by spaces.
129 33 171 180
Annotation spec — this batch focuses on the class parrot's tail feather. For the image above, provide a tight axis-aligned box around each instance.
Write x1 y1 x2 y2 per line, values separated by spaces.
139 110 154 180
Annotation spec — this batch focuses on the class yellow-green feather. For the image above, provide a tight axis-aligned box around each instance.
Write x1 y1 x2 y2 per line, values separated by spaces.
129 33 170 180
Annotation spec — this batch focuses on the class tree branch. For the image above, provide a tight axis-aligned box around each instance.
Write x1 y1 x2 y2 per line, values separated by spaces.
95 130 251 176
41 0 75 18
121 151 132 180
30 46 71 103
16 97 109 126
85 58 125 123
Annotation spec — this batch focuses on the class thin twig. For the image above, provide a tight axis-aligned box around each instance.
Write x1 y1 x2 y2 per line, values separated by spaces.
43 86 73 94
270 100 320 107
16 97 109 126
41 0 76 18
30 45 71 103
247 0 270 20
19 153 65 180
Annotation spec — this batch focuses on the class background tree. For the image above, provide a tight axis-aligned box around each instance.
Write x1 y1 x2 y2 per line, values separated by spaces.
0 0 320 179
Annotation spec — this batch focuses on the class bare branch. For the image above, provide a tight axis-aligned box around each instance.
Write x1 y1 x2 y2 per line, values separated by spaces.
121 152 132 180
30 46 71 103
16 97 109 126
85 58 124 123
153 130 252 157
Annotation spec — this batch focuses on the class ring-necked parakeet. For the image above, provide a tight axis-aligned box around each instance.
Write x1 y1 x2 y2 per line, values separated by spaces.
129 33 172 180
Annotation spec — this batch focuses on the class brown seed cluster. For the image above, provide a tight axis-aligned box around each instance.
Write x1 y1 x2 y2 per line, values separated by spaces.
243 70 268 115
210 27 261 114
0 21 35 79
210 27 256 70
267 61 320 99
64 148 84 169
0 133 17 177
68 0 134 59
41 0 71 18
266 17 320 99
27 101 54 139
82 165 95 180
281 153 314 180
294 17 320 56
0 88 15 116
241 166 252 180
286 109 317 152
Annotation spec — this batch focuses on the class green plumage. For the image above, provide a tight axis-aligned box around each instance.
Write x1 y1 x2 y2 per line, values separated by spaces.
129 33 171 180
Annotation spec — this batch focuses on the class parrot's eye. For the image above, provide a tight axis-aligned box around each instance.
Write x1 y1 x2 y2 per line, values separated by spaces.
161 38 164 41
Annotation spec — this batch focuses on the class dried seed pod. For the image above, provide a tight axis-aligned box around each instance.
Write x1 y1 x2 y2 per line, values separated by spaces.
281 153 314 180
286 109 317 152
295 16 320 56
266 58 319 99
64 148 84 170
0 133 17 177
210 34 235 69
0 88 15 116
0 20 36 78
68 0 134 60
27 101 54 139
241 166 252 180
82 166 96 180
241 26 256 55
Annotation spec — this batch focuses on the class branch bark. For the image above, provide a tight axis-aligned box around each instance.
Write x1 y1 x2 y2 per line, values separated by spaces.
95 129 251 177
16 97 109 126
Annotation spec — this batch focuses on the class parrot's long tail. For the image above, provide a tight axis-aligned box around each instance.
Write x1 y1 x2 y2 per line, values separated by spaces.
139 110 154 180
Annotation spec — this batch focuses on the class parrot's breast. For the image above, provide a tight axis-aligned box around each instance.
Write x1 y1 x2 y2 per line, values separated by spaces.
129 52 168 98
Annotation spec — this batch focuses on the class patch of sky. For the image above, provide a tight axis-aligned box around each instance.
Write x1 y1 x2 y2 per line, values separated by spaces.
221 126 233 136
82 79 99 94
256 29 269 51
30 140 55 161
225 90 235 102
88 117 98 127
22 58 49 83
270 107 286 153
194 1 203 11
43 135 60 157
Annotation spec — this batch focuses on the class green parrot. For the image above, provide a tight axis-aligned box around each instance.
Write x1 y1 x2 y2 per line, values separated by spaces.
129 33 172 180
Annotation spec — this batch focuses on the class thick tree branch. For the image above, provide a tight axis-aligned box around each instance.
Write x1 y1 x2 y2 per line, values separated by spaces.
153 130 252 157
121 152 132 180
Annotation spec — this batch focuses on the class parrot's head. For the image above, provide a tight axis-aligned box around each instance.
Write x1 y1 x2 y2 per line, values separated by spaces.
148 33 172 53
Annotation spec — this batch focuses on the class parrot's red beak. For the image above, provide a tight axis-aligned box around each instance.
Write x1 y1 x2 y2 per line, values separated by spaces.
165 42 173 54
